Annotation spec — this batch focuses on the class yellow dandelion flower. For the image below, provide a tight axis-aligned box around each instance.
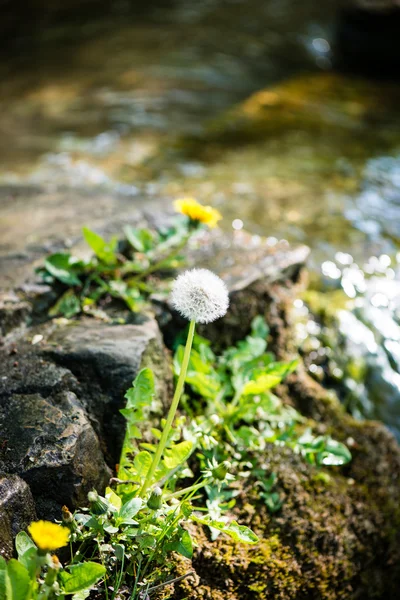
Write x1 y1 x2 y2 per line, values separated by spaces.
174 197 222 228
28 520 70 551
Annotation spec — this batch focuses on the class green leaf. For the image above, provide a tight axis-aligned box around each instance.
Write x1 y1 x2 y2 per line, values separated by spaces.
251 316 269 339
125 369 155 411
264 359 299 379
15 532 35 558
5 559 31 600
105 487 122 512
119 369 155 481
72 591 91 600
60 562 106 594
175 346 221 398
319 439 352 466
44 253 82 286
124 226 154 253
15 532 37 574
192 515 258 544
118 498 142 523
225 522 259 544
133 451 152 480
103 524 119 535
163 440 193 469
165 529 193 559
242 373 283 395
83 227 118 265
113 544 125 561
186 371 221 399
49 289 81 318
0 557 7 600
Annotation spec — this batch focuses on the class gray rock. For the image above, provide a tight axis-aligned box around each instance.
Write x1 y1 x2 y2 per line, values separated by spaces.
0 388 111 511
0 315 171 517
0 474 36 560
0 291 31 337
43 317 171 461
44 316 169 407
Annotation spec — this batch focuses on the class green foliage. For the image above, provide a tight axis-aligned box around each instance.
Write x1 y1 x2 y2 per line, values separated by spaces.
59 563 106 594
174 317 352 516
0 546 105 600
36 214 197 318
4 313 352 600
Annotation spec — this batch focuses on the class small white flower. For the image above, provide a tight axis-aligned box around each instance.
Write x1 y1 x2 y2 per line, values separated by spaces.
171 268 229 324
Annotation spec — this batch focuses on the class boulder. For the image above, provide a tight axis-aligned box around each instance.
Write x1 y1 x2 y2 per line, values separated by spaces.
43 316 171 462
0 314 170 530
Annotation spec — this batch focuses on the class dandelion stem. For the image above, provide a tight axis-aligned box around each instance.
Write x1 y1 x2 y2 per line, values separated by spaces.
139 319 196 497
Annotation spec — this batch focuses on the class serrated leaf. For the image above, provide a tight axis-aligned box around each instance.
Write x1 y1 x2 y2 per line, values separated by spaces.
163 440 193 469
133 451 152 479
192 515 258 544
124 369 155 411
242 374 283 395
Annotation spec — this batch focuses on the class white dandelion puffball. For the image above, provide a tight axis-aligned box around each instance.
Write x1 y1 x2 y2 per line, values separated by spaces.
171 268 229 324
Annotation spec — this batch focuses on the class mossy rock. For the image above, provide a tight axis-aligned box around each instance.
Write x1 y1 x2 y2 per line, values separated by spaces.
169 395 400 599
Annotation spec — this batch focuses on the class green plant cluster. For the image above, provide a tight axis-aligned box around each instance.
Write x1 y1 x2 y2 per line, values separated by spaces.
0 534 105 600
36 218 195 318
174 317 352 516
2 317 351 600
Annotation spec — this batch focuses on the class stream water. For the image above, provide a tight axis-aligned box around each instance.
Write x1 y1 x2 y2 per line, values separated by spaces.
1 0 400 436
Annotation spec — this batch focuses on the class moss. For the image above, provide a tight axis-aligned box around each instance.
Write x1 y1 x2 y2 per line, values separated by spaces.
169 400 400 600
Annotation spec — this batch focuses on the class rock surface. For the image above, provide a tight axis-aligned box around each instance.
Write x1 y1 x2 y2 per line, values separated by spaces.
0 475 37 560
158 229 309 349
0 314 169 539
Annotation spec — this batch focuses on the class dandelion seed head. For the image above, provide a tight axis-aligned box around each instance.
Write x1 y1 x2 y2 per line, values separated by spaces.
171 268 229 323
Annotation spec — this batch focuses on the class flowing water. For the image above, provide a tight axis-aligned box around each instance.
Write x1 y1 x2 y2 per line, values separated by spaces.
1 0 400 435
